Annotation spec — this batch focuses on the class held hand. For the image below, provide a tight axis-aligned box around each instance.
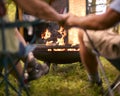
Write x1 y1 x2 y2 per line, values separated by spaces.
58 13 69 27
61 13 79 29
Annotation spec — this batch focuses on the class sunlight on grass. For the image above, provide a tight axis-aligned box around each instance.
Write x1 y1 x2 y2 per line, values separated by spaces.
0 55 119 95
24 61 119 96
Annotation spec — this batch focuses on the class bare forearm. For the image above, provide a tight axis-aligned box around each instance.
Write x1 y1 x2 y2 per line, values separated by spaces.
76 12 119 30
15 28 27 46
13 0 63 22
75 14 108 30
66 8 120 30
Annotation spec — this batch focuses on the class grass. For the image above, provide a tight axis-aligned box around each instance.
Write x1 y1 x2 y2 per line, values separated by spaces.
27 58 119 96
0 2 120 96
0 57 119 96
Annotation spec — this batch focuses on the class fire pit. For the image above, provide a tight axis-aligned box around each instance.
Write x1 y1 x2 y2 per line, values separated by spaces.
26 0 81 64
33 44 81 64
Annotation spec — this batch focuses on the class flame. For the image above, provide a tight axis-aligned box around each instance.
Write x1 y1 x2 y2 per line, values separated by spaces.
57 26 66 45
41 26 79 51
42 29 51 40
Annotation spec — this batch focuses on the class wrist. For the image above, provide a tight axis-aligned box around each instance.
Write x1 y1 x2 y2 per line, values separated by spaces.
58 14 69 26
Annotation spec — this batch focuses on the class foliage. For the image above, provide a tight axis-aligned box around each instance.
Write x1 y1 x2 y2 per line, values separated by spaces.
6 1 16 21
6 0 13 4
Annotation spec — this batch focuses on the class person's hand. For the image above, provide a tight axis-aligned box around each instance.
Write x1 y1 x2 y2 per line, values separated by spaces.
58 13 69 27
61 13 79 29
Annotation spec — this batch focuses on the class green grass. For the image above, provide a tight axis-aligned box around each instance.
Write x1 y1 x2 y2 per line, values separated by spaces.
0 2 119 96
28 58 119 96
0 57 119 96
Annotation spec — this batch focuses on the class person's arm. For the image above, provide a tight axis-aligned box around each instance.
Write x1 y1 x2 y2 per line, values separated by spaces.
13 0 65 22
15 28 27 46
65 8 120 30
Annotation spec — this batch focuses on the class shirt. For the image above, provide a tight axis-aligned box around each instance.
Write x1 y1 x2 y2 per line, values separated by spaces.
110 0 120 13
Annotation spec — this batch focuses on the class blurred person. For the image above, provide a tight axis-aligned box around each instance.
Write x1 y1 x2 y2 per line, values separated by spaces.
64 0 120 89
0 0 68 84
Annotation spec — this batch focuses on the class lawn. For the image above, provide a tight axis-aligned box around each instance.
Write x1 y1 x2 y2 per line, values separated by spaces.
0 57 119 96
0 2 120 96
25 58 119 96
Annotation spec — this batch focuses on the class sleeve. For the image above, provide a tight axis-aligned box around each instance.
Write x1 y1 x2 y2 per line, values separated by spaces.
110 0 120 13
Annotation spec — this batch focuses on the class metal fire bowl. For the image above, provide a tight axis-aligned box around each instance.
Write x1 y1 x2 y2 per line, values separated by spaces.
33 44 81 64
